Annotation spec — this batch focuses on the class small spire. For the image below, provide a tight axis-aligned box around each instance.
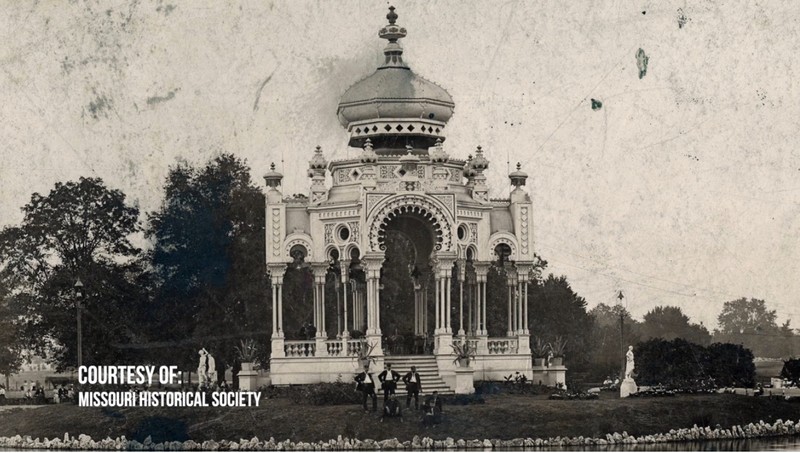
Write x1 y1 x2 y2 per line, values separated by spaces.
516 162 521 171
378 6 408 68
387 6 398 24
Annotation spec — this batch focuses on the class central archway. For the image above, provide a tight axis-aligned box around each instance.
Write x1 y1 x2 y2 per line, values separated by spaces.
367 193 454 253
376 206 443 355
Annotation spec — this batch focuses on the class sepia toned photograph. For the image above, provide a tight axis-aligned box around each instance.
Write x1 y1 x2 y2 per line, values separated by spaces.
1 1 799 451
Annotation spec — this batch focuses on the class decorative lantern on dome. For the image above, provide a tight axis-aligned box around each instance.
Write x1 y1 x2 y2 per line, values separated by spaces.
308 146 328 203
263 162 284 203
430 138 450 189
470 146 490 202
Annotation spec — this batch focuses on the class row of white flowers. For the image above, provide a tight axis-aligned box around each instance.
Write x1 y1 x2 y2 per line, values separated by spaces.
0 419 797 450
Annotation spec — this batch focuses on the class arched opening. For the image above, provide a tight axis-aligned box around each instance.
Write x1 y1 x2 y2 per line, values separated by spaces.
282 244 315 340
378 209 440 355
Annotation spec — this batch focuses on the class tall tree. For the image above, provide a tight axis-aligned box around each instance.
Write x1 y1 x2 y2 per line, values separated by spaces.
0 177 143 370
717 298 778 335
527 274 595 371
588 303 641 379
146 154 269 375
641 306 711 345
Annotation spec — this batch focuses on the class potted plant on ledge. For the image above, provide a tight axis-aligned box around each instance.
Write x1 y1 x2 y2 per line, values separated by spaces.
451 341 476 367
355 341 378 369
236 339 259 371
549 336 567 367
532 337 549 367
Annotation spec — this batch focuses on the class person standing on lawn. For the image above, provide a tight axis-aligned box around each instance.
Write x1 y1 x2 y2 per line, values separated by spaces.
403 365 423 409
378 363 400 402
354 365 378 412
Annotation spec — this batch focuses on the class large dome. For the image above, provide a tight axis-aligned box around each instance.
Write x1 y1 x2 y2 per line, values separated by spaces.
337 68 454 126
336 7 455 151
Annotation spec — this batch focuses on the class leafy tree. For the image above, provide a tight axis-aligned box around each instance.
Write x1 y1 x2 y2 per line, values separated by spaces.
635 338 755 387
588 303 641 379
526 274 595 371
780 359 800 387
0 177 144 370
714 297 794 358
641 306 711 345
717 298 778 335
146 154 269 378
0 278 23 388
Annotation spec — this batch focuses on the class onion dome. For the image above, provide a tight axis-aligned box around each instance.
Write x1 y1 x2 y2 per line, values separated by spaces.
509 162 528 187
308 146 327 175
264 162 283 189
337 6 455 152
471 146 489 172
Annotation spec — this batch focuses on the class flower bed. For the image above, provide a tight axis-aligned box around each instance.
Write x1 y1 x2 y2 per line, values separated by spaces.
1 419 799 450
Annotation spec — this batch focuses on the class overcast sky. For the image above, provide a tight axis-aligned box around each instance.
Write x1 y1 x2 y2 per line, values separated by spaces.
1 1 798 329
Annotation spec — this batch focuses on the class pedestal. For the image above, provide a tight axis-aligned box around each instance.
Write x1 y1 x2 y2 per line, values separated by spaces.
271 336 285 358
620 378 638 398
454 367 475 394
238 369 259 391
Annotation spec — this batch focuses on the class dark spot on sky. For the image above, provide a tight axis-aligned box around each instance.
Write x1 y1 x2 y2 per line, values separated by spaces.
642 11 646 15
591 99 603 110
147 89 178 106
636 48 649 79
85 95 112 120
677 8 688 28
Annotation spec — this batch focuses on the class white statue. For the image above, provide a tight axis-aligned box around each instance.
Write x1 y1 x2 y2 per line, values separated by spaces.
197 348 217 388
624 345 635 380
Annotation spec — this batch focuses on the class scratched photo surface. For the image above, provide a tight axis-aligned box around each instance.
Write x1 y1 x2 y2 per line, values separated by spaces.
1 0 799 449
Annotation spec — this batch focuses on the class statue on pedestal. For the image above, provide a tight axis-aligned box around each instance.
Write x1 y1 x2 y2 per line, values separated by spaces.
625 345 635 379
197 348 217 388
620 345 638 398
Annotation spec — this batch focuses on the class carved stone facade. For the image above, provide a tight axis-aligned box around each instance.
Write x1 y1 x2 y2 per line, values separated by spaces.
262 7 564 392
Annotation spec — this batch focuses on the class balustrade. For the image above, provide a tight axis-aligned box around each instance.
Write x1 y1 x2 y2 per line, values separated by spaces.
284 341 316 357
487 338 519 354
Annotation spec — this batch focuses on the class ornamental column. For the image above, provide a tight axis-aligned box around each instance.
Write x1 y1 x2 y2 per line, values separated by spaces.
340 259 350 339
311 264 329 356
363 253 384 356
268 264 287 358
474 262 490 355
457 258 466 337
433 253 455 354
515 263 533 355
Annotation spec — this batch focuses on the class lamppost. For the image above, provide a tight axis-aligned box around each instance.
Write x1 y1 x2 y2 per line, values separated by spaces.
617 290 625 381
74 279 84 369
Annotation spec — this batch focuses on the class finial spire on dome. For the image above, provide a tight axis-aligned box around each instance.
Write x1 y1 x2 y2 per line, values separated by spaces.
378 6 408 69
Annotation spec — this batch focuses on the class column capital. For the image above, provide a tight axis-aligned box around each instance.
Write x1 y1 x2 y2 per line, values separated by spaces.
473 261 490 281
362 252 385 279
456 258 467 281
339 259 351 282
515 262 535 283
268 263 287 282
311 263 329 281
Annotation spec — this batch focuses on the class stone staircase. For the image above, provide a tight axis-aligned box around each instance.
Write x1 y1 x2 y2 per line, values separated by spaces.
382 355 453 395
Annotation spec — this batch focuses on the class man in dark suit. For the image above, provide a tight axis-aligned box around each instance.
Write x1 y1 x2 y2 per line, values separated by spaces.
422 391 443 427
378 363 401 402
402 365 423 409
354 365 377 412
380 394 403 423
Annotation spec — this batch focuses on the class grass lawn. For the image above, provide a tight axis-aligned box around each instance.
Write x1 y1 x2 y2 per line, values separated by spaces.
1 393 799 443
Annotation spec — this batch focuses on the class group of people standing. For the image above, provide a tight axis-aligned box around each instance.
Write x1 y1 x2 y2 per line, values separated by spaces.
354 363 443 426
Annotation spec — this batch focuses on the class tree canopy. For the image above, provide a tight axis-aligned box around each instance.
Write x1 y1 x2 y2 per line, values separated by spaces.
145 154 269 374
0 177 144 370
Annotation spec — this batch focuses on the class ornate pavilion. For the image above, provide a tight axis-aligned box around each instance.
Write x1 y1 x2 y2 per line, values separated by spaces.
264 7 565 392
